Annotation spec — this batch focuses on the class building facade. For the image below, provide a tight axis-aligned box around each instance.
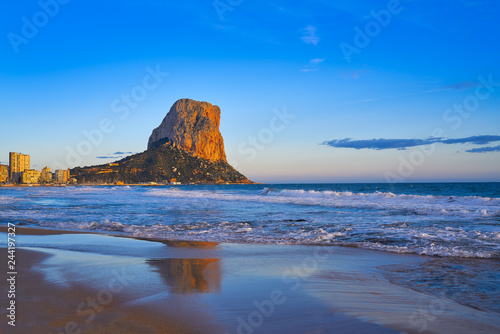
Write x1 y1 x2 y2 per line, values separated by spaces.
21 169 41 184
54 169 70 183
9 152 30 183
41 166 52 183
0 164 8 183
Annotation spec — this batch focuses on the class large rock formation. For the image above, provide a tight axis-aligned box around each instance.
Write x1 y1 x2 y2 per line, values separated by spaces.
71 98 251 184
148 99 227 162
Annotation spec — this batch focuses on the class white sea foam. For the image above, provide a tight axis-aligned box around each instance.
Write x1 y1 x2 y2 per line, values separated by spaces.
2 186 499 259
37 219 128 232
145 187 500 218
349 241 497 258
0 196 24 204
31 217 499 259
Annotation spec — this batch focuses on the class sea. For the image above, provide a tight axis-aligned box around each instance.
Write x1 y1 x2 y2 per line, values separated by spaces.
1 182 499 258
1 182 500 315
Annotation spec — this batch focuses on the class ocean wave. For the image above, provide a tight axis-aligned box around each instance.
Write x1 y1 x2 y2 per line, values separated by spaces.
2 185 499 259
146 187 500 218
0 196 24 204
38 219 129 231
31 218 500 259
261 188 499 206
355 242 497 259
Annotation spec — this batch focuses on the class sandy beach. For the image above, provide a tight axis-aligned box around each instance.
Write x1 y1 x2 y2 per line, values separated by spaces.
1 228 499 334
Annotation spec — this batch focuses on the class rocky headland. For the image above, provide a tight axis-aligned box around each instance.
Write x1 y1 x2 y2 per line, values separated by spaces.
71 99 250 184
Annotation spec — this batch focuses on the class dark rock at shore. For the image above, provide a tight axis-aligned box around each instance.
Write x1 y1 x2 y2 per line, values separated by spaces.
71 139 250 184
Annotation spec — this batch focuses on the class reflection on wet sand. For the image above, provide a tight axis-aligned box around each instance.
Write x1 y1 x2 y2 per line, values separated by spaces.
148 258 221 294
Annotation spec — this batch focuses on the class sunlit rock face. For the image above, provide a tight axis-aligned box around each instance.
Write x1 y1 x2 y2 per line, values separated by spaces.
148 99 227 162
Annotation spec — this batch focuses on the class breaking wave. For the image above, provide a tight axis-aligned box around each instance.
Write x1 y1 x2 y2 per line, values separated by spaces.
1 184 499 259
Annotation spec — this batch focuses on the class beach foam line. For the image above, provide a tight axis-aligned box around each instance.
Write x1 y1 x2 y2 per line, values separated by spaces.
12 220 498 259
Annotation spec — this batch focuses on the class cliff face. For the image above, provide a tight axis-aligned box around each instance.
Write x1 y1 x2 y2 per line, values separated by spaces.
148 99 227 162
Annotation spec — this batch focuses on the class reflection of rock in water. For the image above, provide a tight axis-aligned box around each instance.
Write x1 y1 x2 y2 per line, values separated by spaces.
148 258 221 294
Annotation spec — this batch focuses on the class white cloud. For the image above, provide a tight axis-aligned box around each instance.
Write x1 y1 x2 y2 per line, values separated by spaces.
300 25 319 46
301 58 325 72
309 58 325 64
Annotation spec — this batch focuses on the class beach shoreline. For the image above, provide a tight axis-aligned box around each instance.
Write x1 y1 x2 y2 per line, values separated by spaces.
1 227 499 333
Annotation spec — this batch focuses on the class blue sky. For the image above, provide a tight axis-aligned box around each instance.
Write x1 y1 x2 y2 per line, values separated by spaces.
1 0 499 182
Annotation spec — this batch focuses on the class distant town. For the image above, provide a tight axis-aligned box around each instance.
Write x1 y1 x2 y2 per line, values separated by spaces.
0 152 74 186
0 152 187 186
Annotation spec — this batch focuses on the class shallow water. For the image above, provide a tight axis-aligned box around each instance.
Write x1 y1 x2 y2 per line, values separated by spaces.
7 232 499 334
379 257 500 315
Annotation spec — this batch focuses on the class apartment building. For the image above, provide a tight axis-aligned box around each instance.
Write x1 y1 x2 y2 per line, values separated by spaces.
9 152 30 183
0 164 8 182
54 169 70 183
22 169 41 184
41 166 53 183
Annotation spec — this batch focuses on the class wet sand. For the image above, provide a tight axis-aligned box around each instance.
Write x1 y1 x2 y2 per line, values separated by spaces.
1 228 499 333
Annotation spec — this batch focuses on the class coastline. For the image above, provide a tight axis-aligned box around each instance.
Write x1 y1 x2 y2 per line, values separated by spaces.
1 227 499 333
0 182 259 188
